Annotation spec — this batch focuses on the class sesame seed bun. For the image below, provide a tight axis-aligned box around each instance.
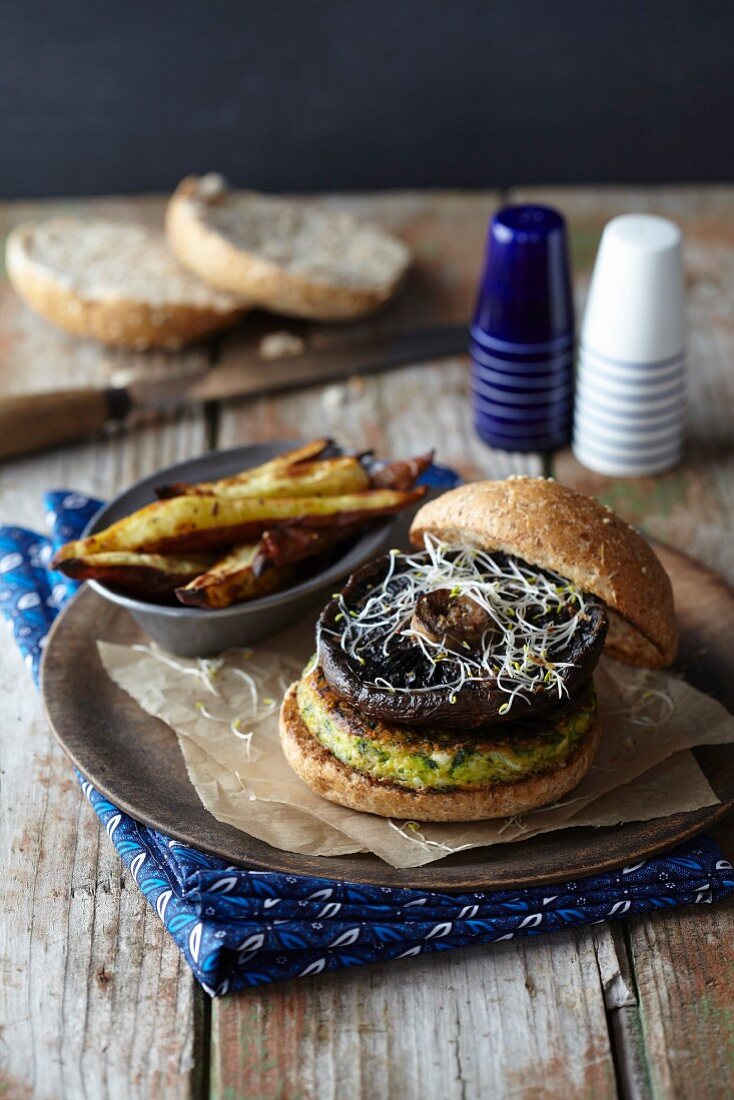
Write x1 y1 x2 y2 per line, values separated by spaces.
409 478 677 668
279 682 602 822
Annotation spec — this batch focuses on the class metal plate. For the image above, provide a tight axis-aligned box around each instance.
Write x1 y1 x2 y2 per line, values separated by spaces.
41 544 734 892
79 440 395 657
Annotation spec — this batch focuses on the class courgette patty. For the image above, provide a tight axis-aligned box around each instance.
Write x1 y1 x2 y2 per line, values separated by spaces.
296 660 597 791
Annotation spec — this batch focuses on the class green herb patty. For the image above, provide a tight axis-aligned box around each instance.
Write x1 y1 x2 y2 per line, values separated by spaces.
296 660 597 791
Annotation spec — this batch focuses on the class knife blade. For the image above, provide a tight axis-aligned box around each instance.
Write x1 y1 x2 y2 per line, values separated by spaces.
0 323 469 461
131 322 470 408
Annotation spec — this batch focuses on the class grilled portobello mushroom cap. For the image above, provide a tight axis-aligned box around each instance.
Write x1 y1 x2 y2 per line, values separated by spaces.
317 552 608 729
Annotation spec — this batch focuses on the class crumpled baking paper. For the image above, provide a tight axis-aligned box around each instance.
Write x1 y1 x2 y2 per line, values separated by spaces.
98 631 734 868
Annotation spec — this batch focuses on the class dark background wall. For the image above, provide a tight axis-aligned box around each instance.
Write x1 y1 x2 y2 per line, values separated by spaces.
1 1 732 199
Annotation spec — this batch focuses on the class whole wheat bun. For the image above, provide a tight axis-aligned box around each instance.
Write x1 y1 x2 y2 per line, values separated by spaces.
166 174 412 321
6 218 247 349
279 682 601 822
410 477 677 668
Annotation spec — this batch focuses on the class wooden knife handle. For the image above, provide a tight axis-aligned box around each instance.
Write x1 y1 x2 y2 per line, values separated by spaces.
0 388 131 461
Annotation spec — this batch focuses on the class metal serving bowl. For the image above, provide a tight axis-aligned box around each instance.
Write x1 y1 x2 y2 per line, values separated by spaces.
82 440 395 656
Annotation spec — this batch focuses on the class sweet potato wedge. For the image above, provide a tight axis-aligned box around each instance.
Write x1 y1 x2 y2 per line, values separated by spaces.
175 543 295 609
52 487 426 558
156 438 333 498
257 523 367 569
159 455 370 501
54 550 216 600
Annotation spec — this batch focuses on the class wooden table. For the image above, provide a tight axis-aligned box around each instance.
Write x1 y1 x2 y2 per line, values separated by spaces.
1 187 733 1100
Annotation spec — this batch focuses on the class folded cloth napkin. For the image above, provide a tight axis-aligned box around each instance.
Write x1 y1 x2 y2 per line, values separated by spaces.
1 484 732 997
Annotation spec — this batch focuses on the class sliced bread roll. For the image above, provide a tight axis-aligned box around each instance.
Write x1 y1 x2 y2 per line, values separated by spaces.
166 174 412 321
6 218 248 349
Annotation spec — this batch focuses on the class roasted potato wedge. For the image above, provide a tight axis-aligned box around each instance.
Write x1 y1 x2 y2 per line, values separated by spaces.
256 438 332 468
175 543 295 609
157 438 332 498
53 487 426 558
54 550 216 600
158 456 370 501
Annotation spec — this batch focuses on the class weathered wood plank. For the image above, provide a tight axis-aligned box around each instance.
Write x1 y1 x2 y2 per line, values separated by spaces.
0 196 210 1100
0 417 209 1100
626 883 734 1099
212 930 618 1100
512 185 734 1099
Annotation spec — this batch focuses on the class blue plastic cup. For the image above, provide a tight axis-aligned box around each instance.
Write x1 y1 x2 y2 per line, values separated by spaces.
471 204 575 452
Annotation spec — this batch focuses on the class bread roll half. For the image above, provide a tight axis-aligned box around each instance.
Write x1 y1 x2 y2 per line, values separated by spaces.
166 174 412 321
6 218 248 349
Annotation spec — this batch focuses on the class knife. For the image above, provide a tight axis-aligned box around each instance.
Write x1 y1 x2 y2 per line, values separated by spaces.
0 323 469 461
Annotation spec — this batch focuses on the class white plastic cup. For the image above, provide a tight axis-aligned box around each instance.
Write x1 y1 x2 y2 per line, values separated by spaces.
575 417 682 447
574 376 686 419
572 436 682 478
573 213 686 476
581 214 685 364
578 346 685 385
576 360 686 401
574 390 686 433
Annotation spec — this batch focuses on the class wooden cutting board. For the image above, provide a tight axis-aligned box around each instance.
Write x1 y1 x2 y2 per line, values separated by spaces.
0 192 492 399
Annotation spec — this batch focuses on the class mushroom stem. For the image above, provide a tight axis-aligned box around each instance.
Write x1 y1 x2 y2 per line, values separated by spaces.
410 589 493 650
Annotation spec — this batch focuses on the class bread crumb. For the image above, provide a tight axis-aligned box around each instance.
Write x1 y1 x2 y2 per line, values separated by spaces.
259 330 306 360
197 173 227 202
322 384 346 409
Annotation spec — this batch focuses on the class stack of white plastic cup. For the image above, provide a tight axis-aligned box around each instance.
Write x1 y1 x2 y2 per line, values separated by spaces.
573 214 686 477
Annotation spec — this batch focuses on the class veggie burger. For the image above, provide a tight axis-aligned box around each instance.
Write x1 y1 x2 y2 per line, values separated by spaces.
279 478 677 821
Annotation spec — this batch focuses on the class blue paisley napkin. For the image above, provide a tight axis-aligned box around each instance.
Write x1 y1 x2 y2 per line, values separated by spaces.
1 484 733 997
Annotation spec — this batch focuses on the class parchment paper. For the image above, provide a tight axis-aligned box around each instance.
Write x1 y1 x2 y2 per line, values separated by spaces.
98 634 734 868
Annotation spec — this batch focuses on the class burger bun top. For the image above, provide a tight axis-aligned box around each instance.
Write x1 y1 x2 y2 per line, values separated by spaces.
409 477 677 668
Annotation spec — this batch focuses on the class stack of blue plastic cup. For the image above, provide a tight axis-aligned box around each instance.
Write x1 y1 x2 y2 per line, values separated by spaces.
470 205 575 452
